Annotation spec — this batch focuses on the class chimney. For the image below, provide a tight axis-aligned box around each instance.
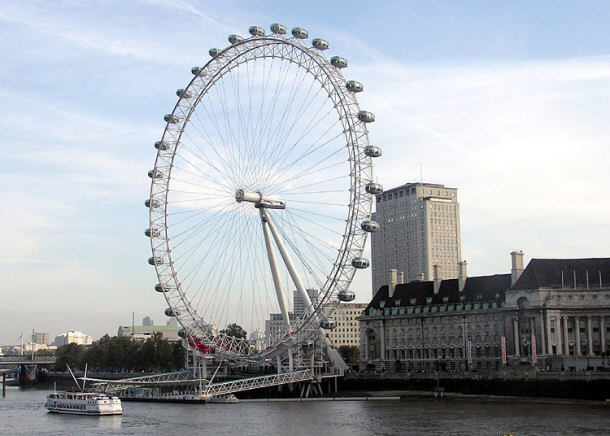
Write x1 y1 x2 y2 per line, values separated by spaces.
388 269 398 298
398 271 405 285
433 264 442 294
511 250 524 286
458 260 467 292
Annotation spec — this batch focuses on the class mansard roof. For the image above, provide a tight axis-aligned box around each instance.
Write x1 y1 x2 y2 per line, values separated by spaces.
365 273 511 312
511 258 610 290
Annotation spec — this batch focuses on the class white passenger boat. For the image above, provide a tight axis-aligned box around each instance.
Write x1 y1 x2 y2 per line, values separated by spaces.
45 391 123 415
207 393 239 403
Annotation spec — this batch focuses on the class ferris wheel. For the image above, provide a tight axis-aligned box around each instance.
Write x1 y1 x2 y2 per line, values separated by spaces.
146 24 382 363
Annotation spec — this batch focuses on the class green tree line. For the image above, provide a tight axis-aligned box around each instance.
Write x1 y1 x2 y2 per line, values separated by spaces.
55 333 184 372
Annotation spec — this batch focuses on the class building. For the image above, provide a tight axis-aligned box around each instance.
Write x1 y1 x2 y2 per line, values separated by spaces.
265 313 296 337
53 331 93 347
143 316 154 327
371 182 462 295
34 332 50 345
293 289 320 316
166 317 178 327
117 325 182 342
325 302 368 348
359 253 610 373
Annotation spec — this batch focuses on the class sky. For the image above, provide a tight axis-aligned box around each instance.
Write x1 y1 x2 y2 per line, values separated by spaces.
1 0 610 345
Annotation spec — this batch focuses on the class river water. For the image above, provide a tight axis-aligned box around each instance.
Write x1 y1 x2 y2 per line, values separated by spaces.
1 387 609 435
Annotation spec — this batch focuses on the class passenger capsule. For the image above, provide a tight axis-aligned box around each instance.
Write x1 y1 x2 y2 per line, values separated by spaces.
270 23 287 34
164 114 180 124
148 169 163 179
364 145 382 158
361 220 380 232
346 80 364 93
148 256 163 266
178 328 187 338
209 48 221 57
351 257 370 269
312 38 329 50
330 56 348 68
228 34 243 44
165 307 180 317
365 182 383 195
338 290 356 302
291 27 308 39
154 140 169 150
191 66 207 76
155 283 164 292
303 339 314 348
144 198 160 208
176 89 192 98
320 319 337 330
357 111 375 123
249 26 265 37
145 228 160 238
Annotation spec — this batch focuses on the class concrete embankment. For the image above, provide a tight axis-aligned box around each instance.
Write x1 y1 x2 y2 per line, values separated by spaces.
339 372 610 402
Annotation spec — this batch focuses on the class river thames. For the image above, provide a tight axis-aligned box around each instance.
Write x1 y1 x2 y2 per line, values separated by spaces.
1 388 609 435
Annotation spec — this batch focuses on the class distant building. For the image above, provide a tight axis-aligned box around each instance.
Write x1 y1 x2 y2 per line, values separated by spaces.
143 316 154 327
293 289 320 316
359 253 610 373
371 182 462 295
166 317 178 327
117 325 182 342
53 331 93 347
325 302 368 348
265 312 296 337
34 332 50 345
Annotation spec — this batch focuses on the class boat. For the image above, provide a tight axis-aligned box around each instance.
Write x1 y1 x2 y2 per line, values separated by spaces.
45 391 123 415
207 393 239 403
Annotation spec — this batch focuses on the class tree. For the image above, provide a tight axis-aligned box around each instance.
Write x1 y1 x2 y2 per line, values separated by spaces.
338 345 360 365
55 343 85 369
220 323 247 339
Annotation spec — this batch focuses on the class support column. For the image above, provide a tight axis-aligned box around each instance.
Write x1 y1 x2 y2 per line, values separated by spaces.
513 318 520 357
601 317 607 354
563 317 570 355
587 316 594 356
555 317 562 355
575 317 582 356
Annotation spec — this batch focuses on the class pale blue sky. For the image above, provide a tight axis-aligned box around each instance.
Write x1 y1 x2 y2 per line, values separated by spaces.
1 0 610 344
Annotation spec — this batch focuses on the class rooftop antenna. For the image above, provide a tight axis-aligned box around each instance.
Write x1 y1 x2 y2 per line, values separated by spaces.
600 270 603 288
561 271 564 288
419 163 423 184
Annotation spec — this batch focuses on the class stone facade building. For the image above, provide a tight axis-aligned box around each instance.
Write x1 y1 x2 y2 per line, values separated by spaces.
325 302 368 348
359 253 610 372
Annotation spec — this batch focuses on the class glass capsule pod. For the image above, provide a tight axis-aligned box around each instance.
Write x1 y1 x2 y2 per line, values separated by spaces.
337 290 356 302
178 328 187 338
154 140 169 150
312 38 329 50
351 257 370 269
145 228 160 238
144 198 160 208
191 66 207 76
249 26 265 37
164 114 180 124
361 220 379 232
155 283 164 292
165 307 180 317
148 169 163 179
291 27 308 39
330 56 348 68
365 182 383 195
270 23 287 34
320 318 337 330
176 89 192 98
228 34 243 44
364 145 382 158
209 48 221 57
148 256 163 266
346 80 363 93
357 111 375 123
